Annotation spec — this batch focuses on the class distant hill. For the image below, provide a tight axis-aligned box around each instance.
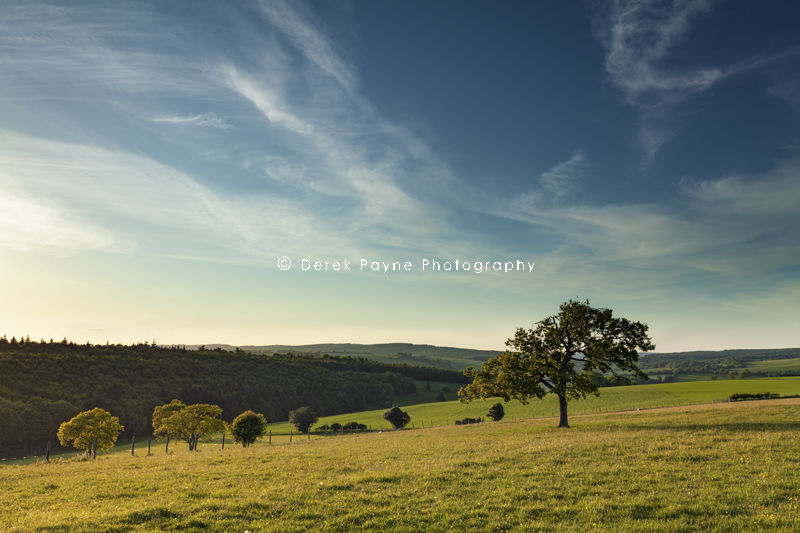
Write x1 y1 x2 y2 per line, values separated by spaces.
183 342 502 370
639 348 800 382
0 339 467 457
181 343 800 374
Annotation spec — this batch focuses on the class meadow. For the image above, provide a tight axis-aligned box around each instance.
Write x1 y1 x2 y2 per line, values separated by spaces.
263 377 800 434
2 399 800 532
6 377 800 463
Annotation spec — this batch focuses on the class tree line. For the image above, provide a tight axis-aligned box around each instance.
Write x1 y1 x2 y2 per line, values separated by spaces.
0 338 466 457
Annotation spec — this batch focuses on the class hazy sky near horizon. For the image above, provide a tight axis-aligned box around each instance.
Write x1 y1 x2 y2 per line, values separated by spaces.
1 0 799 352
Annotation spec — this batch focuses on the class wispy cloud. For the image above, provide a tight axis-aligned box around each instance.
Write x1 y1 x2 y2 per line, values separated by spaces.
0 189 113 253
149 113 232 129
256 0 357 94
468 152 800 305
595 0 799 163
600 0 718 105
0 0 462 263
539 150 586 198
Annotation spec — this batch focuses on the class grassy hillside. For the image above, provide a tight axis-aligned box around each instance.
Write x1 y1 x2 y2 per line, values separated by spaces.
15 377 800 464
264 377 800 433
639 347 800 381
3 400 800 531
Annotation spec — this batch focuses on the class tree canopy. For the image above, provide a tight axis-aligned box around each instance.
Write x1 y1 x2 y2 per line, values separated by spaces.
231 410 267 447
0 339 455 457
288 406 318 433
152 400 225 450
57 408 124 455
459 299 654 428
383 407 410 429
487 402 505 421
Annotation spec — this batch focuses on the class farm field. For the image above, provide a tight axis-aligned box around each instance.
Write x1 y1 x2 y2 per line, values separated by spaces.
747 357 800 373
6 377 800 465
2 400 800 532
263 377 800 434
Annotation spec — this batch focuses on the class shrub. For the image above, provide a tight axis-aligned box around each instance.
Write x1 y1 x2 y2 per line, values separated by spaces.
230 410 267 447
487 402 505 421
383 407 410 429
343 421 366 432
455 417 482 425
330 422 342 432
436 391 446 401
729 392 779 402
288 406 318 433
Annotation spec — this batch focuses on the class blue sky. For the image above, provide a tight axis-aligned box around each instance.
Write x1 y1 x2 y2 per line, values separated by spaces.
1 0 799 352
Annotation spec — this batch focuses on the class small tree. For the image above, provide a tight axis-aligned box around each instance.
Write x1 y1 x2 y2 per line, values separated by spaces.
383 407 410 429
487 402 505 421
436 391 446 402
231 410 267 447
57 408 124 457
152 400 225 451
288 406 318 433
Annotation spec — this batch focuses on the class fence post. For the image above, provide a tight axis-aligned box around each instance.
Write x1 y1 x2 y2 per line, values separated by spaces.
92 437 97 459
222 432 225 450
45 440 50 462
307 431 310 441
269 430 272 445
166 436 170 455
290 430 292 443
131 435 135 456
147 439 151 456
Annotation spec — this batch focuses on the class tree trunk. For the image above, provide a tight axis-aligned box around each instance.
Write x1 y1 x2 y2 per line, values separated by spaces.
557 394 569 428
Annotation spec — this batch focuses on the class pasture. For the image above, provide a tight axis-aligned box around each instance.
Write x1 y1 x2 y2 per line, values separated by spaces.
265 377 800 433
2 399 800 531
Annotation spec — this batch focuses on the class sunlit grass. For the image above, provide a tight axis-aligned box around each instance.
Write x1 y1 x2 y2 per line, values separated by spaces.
3 399 800 531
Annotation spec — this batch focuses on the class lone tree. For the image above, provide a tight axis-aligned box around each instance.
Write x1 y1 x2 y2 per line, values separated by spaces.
231 410 267 447
288 406 318 433
487 402 505 421
57 408 124 457
459 299 654 428
383 406 410 429
152 400 225 451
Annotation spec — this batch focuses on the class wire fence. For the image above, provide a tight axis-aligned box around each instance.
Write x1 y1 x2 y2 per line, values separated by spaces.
4 396 748 464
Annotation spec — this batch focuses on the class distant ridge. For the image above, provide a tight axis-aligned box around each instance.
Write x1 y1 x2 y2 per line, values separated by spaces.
181 342 501 370
643 348 800 360
179 343 800 371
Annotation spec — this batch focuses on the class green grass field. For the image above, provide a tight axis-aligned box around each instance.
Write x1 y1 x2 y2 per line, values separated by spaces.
6 378 800 465
3 399 800 532
263 377 800 434
748 357 800 373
